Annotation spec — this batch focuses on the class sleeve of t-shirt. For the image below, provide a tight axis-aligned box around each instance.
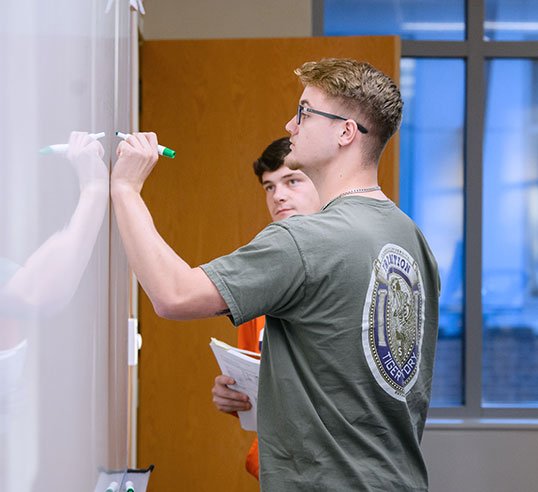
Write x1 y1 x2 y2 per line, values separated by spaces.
200 223 306 326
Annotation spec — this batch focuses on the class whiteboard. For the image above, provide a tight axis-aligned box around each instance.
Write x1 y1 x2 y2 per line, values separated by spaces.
0 1 131 490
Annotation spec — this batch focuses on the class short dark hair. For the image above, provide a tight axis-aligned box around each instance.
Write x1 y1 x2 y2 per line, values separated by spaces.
252 137 291 183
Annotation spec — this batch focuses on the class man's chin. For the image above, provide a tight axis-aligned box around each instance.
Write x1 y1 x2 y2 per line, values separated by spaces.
284 150 301 170
285 160 301 171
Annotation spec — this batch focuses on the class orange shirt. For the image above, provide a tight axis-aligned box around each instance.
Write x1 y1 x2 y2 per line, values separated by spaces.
237 316 265 354
237 316 265 480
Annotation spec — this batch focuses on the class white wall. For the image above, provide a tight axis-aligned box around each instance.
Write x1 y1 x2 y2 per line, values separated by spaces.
139 2 538 492
423 424 538 492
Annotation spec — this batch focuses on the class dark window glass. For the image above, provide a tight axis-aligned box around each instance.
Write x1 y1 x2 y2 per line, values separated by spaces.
399 58 465 406
482 59 538 406
485 0 538 41
325 0 465 41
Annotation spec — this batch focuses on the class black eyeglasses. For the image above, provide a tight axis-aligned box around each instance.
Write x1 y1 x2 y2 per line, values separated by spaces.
296 104 368 134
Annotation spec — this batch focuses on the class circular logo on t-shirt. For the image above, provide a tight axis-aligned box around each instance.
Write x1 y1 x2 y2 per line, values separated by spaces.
362 244 425 401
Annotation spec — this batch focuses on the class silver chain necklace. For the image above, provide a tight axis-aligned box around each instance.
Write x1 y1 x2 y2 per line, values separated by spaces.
335 186 381 199
322 186 381 210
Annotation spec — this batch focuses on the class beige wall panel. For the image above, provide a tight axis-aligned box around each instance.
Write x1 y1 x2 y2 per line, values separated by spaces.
140 0 312 40
139 36 400 491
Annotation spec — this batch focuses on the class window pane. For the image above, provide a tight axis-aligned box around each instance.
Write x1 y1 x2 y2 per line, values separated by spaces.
400 58 465 406
325 0 465 40
482 59 538 406
485 0 538 41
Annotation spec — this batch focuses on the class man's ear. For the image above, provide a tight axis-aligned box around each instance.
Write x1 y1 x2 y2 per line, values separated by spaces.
338 120 358 147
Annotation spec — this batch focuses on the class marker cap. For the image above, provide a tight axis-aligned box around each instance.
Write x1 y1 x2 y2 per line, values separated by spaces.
162 147 176 159
105 481 119 492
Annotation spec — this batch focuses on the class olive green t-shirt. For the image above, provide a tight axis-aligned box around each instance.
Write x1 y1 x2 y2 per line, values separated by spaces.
202 196 440 492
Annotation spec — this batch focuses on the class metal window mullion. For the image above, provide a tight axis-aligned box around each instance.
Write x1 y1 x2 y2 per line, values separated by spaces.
482 41 538 58
483 407 538 419
464 0 486 417
402 41 468 58
463 51 485 417
312 0 324 37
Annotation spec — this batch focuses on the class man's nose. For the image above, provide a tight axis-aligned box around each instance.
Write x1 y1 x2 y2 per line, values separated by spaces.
273 184 287 202
285 115 298 135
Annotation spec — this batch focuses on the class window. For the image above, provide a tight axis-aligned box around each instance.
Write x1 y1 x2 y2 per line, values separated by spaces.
485 0 538 41
482 59 538 407
325 0 465 40
400 58 465 406
323 0 538 416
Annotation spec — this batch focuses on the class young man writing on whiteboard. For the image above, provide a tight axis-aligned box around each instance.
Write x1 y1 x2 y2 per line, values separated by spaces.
211 136 320 480
111 58 440 491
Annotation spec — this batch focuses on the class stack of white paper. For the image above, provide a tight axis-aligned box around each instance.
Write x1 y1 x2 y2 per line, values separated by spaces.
209 338 261 431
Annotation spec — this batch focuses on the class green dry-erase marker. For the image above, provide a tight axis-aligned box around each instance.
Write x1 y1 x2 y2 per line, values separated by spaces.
116 131 176 159
125 480 135 492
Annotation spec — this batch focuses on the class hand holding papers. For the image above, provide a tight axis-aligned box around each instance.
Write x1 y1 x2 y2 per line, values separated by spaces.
209 338 260 431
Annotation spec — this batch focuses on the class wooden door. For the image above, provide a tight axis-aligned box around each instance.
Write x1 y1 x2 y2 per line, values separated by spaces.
138 36 400 491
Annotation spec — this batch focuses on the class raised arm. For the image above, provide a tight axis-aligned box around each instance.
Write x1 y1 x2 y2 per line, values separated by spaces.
110 132 228 320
